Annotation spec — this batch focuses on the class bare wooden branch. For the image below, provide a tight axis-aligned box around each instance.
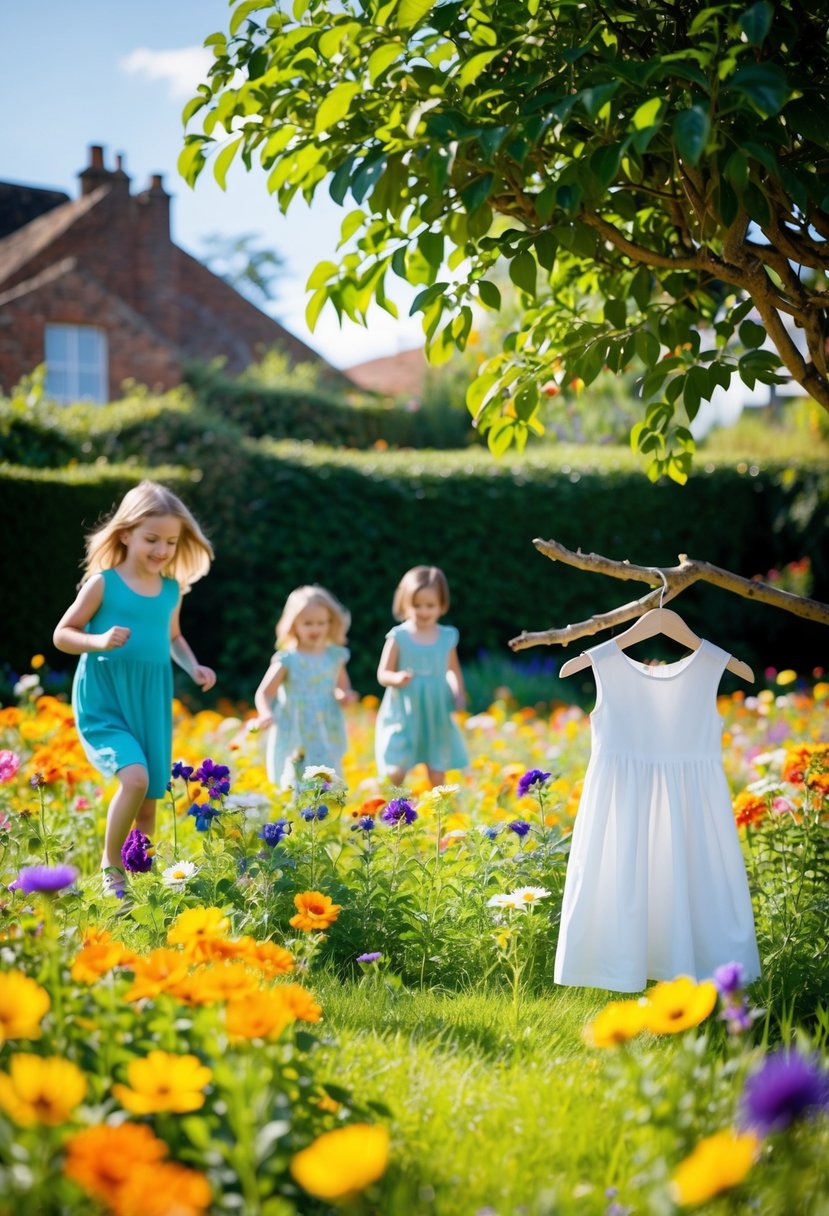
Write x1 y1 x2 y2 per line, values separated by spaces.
508 539 829 651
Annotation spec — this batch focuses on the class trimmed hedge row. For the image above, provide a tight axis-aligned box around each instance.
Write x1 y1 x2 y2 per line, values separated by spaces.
2 438 826 704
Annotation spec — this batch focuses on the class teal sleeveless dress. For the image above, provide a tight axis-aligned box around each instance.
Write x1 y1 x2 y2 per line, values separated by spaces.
71 569 179 798
265 645 350 789
375 624 468 776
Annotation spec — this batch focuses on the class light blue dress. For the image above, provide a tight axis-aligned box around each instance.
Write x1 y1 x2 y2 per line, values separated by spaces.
71 569 178 799
375 624 468 776
265 645 349 789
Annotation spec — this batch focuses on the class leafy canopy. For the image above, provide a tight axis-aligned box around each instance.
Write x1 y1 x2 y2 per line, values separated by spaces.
182 0 829 481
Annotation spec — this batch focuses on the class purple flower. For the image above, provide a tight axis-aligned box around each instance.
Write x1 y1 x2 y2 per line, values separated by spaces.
507 819 531 838
194 758 231 799
380 798 418 826
300 804 330 822
722 1002 753 1035
121 829 153 874
29 772 46 789
171 761 194 781
356 951 383 964
188 802 220 832
517 769 552 798
713 961 746 996
351 816 376 832
16 864 78 894
741 1050 829 1134
259 820 292 847
479 824 501 840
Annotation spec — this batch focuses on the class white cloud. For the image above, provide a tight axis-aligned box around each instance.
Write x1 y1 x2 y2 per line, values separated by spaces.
119 46 213 101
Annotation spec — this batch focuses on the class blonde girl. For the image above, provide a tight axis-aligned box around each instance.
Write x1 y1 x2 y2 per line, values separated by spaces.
375 565 468 787
253 585 356 790
53 481 215 898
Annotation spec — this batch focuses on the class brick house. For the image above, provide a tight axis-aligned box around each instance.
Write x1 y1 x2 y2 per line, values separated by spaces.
0 145 329 401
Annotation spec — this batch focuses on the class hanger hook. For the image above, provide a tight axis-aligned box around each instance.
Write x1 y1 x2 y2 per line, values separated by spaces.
654 569 668 610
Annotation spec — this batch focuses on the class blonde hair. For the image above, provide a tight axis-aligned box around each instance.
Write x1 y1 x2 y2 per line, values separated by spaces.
276 585 350 649
82 480 213 590
392 566 450 621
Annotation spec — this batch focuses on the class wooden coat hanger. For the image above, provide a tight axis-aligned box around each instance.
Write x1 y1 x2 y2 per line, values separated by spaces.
559 573 755 682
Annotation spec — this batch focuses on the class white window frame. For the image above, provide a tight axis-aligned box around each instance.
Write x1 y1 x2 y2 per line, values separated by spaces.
44 324 108 404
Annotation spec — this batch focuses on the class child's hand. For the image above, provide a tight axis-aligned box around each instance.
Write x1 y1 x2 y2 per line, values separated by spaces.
192 665 216 691
453 694 467 712
97 626 130 651
248 714 273 732
337 689 359 705
396 669 414 687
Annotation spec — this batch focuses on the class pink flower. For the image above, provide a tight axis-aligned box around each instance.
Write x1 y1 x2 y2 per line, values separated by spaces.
0 751 21 783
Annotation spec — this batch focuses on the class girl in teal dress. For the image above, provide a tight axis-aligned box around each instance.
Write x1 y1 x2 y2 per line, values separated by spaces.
53 481 215 899
375 565 468 787
253 585 357 790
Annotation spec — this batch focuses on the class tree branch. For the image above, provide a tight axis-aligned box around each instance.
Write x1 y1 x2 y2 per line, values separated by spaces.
508 538 829 651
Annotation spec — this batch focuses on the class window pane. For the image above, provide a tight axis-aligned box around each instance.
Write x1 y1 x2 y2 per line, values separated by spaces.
45 367 71 403
77 327 102 364
45 324 69 363
78 369 105 402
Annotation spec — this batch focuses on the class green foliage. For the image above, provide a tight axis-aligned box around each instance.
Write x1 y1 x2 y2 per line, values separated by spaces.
182 0 829 476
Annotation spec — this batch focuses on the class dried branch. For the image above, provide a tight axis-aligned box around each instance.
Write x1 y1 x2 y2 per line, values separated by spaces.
508 538 829 651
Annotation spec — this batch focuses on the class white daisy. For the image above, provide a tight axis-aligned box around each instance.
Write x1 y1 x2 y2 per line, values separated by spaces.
162 861 198 886
511 886 552 904
302 765 339 782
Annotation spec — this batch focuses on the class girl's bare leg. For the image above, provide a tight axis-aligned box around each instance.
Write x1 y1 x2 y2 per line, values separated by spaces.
427 768 446 788
385 767 407 787
101 764 149 871
134 798 157 838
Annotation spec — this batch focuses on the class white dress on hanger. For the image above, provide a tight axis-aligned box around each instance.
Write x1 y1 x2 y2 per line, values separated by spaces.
554 638 761 992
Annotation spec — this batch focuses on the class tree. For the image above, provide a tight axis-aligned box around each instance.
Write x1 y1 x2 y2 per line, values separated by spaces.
181 0 829 480
199 231 286 306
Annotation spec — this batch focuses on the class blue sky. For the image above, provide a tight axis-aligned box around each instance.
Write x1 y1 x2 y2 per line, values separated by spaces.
0 0 422 368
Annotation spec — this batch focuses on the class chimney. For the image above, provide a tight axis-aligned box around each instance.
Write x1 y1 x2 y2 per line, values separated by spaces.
78 144 112 196
137 172 170 240
111 152 131 193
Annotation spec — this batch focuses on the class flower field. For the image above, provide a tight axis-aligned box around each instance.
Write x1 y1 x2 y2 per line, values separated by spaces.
1 670 828 1215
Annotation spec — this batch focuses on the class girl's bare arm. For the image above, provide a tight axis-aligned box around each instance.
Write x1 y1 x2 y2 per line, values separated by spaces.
253 661 287 726
446 646 467 711
170 597 216 690
335 662 359 704
53 576 125 654
377 638 412 688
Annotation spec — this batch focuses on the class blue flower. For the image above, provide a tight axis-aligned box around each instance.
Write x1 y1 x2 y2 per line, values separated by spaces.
356 951 383 964
713 961 746 996
517 769 552 798
478 824 501 840
351 816 376 832
188 802 220 832
171 761 194 781
741 1050 829 1134
507 819 531 837
194 757 231 798
259 820 292 847
16 863 78 894
300 804 330 822
380 798 418 826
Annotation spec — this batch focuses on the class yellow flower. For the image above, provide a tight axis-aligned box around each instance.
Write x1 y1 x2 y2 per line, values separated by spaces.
289 890 342 932
0 1053 87 1125
112 1051 212 1114
642 976 718 1034
0 970 50 1043
225 989 296 1041
70 931 138 984
123 948 192 1002
776 669 797 685
166 906 231 957
290 1124 390 1201
670 1129 759 1205
583 999 647 1047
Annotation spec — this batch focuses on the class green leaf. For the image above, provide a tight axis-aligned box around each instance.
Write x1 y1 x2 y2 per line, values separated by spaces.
329 158 354 206
739 1 773 47
673 106 710 166
477 279 502 310
410 281 448 315
589 143 623 190
457 50 499 90
314 81 362 134
230 0 267 35
630 266 652 311
306 261 339 290
178 137 208 188
212 137 242 191
397 0 434 30
367 42 402 84
604 298 626 329
739 319 766 349
181 94 208 127
508 250 537 296
728 63 791 116
460 172 494 215
487 416 517 456
635 330 660 366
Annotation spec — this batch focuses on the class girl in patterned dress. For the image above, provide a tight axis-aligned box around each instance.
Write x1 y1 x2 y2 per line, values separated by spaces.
253 585 356 790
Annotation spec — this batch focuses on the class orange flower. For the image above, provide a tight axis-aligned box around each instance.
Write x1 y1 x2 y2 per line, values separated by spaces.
170 962 261 1006
225 989 296 1041
289 891 342 932
64 1123 168 1205
241 937 295 977
123 948 192 1002
70 930 138 983
114 1161 212 1216
732 790 767 829
280 983 323 1023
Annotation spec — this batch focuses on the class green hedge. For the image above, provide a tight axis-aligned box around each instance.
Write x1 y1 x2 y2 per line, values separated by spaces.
2 439 827 705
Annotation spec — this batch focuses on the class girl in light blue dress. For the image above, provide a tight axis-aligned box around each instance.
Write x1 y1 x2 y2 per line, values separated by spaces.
53 481 216 899
375 566 468 787
253 585 356 790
